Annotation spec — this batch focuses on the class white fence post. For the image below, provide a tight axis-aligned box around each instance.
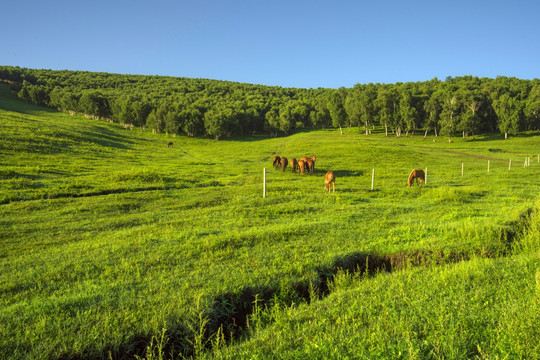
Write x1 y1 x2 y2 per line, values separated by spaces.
509 159 511 170
371 168 375 190
263 168 266 198
487 160 490 173
425 167 428 184
461 163 464 177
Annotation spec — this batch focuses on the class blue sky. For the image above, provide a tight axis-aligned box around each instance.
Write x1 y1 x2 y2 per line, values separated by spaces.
2 0 539 88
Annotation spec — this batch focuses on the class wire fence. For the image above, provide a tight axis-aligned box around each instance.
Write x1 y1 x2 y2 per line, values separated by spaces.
262 154 540 196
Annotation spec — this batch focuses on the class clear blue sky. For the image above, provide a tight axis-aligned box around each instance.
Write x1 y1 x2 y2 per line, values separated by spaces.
2 0 539 88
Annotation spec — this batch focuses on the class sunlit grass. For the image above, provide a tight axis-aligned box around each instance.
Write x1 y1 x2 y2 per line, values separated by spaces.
1 85 539 359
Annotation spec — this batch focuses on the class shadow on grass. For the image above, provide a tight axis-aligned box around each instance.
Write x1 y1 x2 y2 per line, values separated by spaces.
202 205 535 354
78 126 135 150
202 250 474 351
62 207 534 360
56 325 193 360
332 169 365 177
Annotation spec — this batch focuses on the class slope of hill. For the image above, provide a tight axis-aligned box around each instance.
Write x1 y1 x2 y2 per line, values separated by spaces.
1 84 538 359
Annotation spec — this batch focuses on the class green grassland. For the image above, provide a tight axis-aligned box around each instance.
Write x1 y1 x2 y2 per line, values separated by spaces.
0 83 539 359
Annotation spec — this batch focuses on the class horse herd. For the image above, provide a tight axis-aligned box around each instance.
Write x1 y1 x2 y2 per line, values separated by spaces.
167 142 421 192
272 155 336 193
272 155 317 175
271 154 425 193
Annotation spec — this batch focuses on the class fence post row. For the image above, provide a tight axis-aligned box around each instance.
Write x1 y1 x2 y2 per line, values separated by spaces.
264 154 537 197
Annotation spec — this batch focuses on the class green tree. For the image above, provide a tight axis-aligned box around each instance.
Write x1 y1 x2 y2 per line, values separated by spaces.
264 107 281 136
524 84 540 130
493 94 521 139
180 107 203 137
310 94 332 128
285 100 311 129
376 85 399 136
22 83 49 106
423 90 443 138
78 91 111 119
459 91 483 139
146 106 168 133
164 110 180 135
132 100 152 127
358 84 378 135
328 89 347 134
439 93 460 142
278 102 295 135
399 87 418 136
204 106 234 140
48 88 64 109
345 89 362 129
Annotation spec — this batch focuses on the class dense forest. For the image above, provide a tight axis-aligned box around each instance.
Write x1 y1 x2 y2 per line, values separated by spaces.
1 66 539 139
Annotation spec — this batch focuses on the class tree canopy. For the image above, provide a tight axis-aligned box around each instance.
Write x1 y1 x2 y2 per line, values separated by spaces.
1 66 538 139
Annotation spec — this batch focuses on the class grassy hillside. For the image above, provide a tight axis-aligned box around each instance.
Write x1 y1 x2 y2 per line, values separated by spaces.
1 83 539 359
207 247 540 360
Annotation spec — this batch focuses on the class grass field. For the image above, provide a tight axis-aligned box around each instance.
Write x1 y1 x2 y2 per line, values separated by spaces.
1 83 539 359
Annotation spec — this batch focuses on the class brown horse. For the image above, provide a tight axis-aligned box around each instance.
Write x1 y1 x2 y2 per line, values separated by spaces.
290 158 298 173
273 156 281 169
280 157 288 172
167 142 173 148
307 159 314 175
324 171 335 193
299 156 316 174
408 169 425 187
298 159 306 175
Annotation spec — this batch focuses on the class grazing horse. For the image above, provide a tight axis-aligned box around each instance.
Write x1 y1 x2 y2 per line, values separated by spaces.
324 171 335 193
280 157 288 172
307 159 314 175
273 156 281 169
408 169 425 187
290 158 298 173
167 142 173 148
298 159 306 175
299 155 316 174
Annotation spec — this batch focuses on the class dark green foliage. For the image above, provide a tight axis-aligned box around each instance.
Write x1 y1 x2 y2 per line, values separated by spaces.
1 66 540 140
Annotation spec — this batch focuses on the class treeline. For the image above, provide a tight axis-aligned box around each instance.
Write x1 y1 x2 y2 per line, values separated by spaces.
1 66 539 139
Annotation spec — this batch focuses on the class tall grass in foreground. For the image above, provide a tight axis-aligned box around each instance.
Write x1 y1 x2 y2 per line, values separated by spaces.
206 250 539 359
202 201 540 359
1 86 539 359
